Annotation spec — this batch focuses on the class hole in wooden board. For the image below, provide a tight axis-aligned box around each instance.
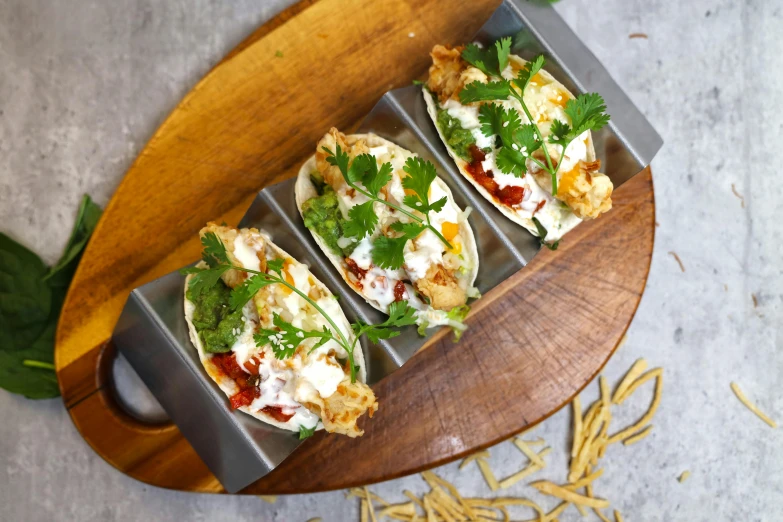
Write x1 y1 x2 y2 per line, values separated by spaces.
108 351 170 425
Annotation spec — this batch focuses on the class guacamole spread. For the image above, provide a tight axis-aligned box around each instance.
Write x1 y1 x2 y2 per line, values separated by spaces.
436 108 476 162
187 279 243 353
302 177 354 257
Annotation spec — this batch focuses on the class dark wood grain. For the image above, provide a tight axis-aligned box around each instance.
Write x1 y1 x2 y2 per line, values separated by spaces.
54 0 653 494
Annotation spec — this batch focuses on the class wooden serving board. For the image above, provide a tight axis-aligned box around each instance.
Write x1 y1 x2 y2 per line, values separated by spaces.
54 0 655 494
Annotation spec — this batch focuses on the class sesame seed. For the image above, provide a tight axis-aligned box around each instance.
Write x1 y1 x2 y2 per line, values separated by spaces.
408 32 415 38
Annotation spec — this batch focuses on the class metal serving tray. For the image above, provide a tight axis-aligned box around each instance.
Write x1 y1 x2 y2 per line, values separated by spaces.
112 0 662 493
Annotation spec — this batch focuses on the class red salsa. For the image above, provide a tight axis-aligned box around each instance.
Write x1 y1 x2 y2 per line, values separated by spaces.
465 145 527 207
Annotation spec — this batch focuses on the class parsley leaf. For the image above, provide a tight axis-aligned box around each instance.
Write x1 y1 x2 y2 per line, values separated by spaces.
187 265 230 299
266 258 284 275
343 201 378 239
496 37 511 74
549 119 571 148
323 144 350 177
511 54 545 93
459 80 512 104
496 147 528 176
201 232 229 267
461 37 512 77
353 301 418 344
515 124 543 153
372 222 425 269
255 313 332 360
229 274 274 310
299 425 316 440
564 93 610 137
402 157 444 214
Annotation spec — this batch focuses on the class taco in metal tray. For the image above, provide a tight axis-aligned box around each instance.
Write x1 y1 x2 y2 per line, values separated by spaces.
423 42 613 243
295 129 479 336
184 224 377 437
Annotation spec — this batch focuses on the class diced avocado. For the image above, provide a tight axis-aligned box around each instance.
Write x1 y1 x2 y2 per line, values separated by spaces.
187 280 243 353
436 108 476 162
301 185 355 257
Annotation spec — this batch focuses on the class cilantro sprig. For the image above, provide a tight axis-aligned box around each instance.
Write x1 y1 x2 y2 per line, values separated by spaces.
322 147 453 270
183 232 417 382
459 46 609 196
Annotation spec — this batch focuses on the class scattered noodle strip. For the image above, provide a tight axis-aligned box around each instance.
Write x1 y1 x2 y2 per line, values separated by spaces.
612 359 648 404
678 471 691 483
622 424 653 446
346 360 667 522
459 450 490 470
530 480 610 508
513 438 545 467
608 370 663 444
571 396 583 458
258 495 277 504
730 382 777 428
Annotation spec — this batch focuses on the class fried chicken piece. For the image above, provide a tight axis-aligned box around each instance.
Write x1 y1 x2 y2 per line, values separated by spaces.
304 377 378 437
426 45 489 102
199 223 267 288
414 263 467 311
531 160 613 220
315 128 370 190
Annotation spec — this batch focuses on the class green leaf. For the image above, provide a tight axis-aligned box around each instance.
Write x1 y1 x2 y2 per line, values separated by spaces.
496 147 528 176
564 93 610 136
0 233 51 353
496 37 512 74
323 145 350 178
343 201 378 240
266 258 284 275
299 424 316 440
0 322 60 399
478 103 522 146
187 265 231 299
44 194 102 286
511 54 546 93
515 124 544 153
459 80 512 104
229 274 275 310
549 119 572 148
348 154 392 196
401 157 440 213
255 313 333 360
462 37 511 77
385 300 419 327
371 236 409 270
446 304 471 342
531 217 560 251
201 232 229 268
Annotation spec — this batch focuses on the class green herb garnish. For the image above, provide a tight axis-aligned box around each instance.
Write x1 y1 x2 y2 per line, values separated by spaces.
299 425 316 440
321 146 453 270
531 217 560 251
459 46 609 196
184 232 417 383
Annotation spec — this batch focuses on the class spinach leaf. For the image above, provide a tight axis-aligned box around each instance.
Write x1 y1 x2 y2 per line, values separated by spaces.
0 194 102 399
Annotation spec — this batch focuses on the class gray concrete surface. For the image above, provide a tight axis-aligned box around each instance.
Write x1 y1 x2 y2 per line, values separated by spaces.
2 0 782 520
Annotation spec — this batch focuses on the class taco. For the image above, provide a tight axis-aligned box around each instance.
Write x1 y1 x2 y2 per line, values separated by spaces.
184 223 377 437
423 43 613 243
295 129 479 335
